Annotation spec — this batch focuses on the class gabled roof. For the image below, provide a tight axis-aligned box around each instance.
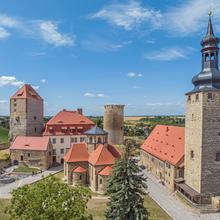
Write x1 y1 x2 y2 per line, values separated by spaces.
141 125 184 166
46 110 95 126
11 84 42 100
64 143 89 162
73 166 87 173
84 126 108 135
98 166 113 176
10 136 50 151
88 144 119 166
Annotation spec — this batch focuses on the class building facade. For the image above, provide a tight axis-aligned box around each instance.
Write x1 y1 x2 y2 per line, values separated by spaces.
43 109 95 164
140 125 184 190
9 84 44 140
182 14 220 204
64 126 120 193
10 136 53 170
104 104 124 145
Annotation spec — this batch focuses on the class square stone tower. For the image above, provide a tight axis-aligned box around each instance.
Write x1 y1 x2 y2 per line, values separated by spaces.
185 14 220 200
9 84 44 140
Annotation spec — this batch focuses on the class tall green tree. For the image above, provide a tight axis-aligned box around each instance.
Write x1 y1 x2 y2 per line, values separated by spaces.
7 176 92 220
106 139 149 220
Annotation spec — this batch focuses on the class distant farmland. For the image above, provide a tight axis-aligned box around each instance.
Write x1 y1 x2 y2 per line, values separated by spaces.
0 127 9 143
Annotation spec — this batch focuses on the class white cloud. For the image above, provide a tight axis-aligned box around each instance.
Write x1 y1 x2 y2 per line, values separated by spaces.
0 13 75 46
38 21 74 47
90 1 162 31
164 0 220 35
128 72 143 78
0 27 10 39
81 38 132 52
144 47 192 61
84 92 95 97
0 76 24 87
84 92 108 98
0 100 8 104
32 85 39 90
41 79 46 83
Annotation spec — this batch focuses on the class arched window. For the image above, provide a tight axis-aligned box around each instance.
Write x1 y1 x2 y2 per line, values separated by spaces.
211 53 215 61
205 53 210 62
100 178 102 184
89 137 93 143
98 137 102 143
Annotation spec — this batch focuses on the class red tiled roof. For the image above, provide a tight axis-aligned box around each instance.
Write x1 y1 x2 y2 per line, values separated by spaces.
98 166 113 176
11 84 42 100
141 125 184 166
73 166 87 173
10 136 50 151
64 143 89 162
107 144 121 159
43 110 95 136
46 110 94 125
88 144 118 166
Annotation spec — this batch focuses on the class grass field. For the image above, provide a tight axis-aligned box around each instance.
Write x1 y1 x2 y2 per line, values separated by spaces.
0 127 9 144
0 149 10 160
13 166 40 173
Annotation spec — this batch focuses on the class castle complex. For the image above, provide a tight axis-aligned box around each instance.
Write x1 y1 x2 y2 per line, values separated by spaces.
9 84 124 192
141 15 220 206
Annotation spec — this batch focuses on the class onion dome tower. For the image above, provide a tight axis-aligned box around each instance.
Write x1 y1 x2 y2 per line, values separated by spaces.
191 12 220 92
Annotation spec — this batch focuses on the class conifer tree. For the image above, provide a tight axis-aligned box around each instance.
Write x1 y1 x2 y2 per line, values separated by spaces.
106 139 149 220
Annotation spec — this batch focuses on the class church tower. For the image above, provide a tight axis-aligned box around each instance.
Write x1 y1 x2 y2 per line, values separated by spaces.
9 84 44 140
185 13 220 202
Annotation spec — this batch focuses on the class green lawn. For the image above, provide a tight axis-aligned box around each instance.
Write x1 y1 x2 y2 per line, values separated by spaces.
13 166 40 173
0 199 10 220
0 149 10 160
88 196 171 220
0 127 9 144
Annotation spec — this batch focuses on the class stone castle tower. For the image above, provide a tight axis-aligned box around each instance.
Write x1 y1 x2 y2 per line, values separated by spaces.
184 14 220 202
9 84 44 140
104 105 124 145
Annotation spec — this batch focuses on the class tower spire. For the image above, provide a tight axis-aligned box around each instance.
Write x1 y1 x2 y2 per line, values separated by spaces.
207 11 214 36
189 13 220 93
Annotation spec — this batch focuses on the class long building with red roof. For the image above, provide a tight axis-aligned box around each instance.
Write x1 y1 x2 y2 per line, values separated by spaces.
43 109 95 164
63 126 120 193
10 136 53 170
140 125 185 190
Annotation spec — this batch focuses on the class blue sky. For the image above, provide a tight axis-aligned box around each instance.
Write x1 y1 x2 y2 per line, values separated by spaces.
1 0 220 116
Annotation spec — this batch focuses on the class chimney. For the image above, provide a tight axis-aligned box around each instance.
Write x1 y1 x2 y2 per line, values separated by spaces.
77 108 83 115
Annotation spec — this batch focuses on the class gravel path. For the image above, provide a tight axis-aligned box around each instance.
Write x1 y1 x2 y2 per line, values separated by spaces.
0 166 63 199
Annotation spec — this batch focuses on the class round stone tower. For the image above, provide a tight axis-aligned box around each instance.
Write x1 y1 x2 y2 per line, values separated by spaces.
104 105 124 145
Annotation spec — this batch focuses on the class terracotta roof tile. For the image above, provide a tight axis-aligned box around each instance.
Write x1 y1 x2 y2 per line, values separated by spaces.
73 166 87 173
98 166 113 176
11 84 42 100
88 144 118 166
43 110 95 136
141 125 184 165
64 143 89 162
10 136 50 151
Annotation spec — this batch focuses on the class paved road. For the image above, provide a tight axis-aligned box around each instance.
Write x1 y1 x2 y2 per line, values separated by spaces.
144 171 220 220
0 166 63 199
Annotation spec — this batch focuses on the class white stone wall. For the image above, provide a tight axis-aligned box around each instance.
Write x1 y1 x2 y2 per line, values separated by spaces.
49 135 86 163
